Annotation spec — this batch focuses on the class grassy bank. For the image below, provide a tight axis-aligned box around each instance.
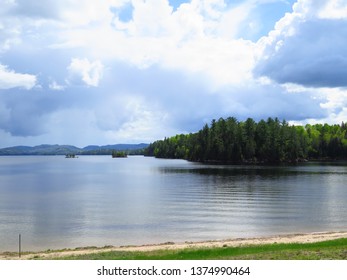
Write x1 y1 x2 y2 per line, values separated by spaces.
39 238 347 260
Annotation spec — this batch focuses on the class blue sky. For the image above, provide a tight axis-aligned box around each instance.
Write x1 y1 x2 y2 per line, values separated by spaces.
0 0 346 148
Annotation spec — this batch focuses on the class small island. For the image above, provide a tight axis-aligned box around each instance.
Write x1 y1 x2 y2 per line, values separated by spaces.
112 151 127 158
65 154 77 158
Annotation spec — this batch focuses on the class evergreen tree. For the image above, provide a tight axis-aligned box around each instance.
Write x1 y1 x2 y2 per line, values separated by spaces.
145 117 347 163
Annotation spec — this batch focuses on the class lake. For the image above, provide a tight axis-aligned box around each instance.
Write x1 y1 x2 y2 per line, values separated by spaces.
1 156 347 252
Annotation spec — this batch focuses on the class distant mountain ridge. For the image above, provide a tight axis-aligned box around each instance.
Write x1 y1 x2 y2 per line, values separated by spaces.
0 143 149 155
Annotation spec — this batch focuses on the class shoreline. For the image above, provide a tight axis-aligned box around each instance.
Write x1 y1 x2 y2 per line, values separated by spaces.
1 231 347 260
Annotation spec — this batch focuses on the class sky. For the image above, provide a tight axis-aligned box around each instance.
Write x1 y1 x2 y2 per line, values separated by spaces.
0 0 347 148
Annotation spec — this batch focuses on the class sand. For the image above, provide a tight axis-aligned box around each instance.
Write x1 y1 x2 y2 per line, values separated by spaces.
1 231 347 260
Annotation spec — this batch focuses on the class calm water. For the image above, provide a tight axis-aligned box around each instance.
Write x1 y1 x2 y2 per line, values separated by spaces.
1 156 347 252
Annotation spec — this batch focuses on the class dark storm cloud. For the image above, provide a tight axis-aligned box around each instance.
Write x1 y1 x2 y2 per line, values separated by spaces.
255 19 347 88
0 82 98 137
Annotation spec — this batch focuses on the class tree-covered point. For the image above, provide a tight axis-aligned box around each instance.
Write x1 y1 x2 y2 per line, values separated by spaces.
145 117 347 163
112 150 128 158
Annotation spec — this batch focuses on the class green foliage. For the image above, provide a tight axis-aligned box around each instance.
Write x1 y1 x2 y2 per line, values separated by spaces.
112 150 127 158
145 117 347 163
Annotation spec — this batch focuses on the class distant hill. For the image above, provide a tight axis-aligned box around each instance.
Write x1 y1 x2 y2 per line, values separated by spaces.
80 143 149 155
82 143 148 151
0 143 149 156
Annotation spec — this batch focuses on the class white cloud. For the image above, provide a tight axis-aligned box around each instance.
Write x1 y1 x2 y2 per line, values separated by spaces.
319 0 347 19
290 87 347 126
289 0 347 20
67 58 104 87
161 37 256 88
0 64 37 89
51 0 258 88
216 0 252 38
49 80 65 91
100 98 173 143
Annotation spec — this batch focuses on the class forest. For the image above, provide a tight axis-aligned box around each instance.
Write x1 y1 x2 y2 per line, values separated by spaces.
145 117 347 163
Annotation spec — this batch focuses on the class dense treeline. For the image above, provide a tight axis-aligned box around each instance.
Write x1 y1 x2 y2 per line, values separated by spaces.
81 148 146 156
145 117 347 163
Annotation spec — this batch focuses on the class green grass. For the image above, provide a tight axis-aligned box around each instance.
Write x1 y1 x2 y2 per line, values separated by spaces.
43 238 347 260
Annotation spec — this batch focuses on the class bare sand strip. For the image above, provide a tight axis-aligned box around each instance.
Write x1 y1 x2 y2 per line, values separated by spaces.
1 231 347 260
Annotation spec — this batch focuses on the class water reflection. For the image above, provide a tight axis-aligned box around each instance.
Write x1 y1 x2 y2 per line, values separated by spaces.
1 156 347 251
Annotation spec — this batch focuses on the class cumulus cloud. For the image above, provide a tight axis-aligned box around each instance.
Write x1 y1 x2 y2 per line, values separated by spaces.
0 0 344 147
319 0 347 19
255 0 347 88
0 64 36 89
49 0 259 88
67 58 104 87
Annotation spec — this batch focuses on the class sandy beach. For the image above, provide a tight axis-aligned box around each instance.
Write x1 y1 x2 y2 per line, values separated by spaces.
1 231 347 260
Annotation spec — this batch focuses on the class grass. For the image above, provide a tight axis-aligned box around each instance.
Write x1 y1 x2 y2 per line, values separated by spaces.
41 238 347 260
